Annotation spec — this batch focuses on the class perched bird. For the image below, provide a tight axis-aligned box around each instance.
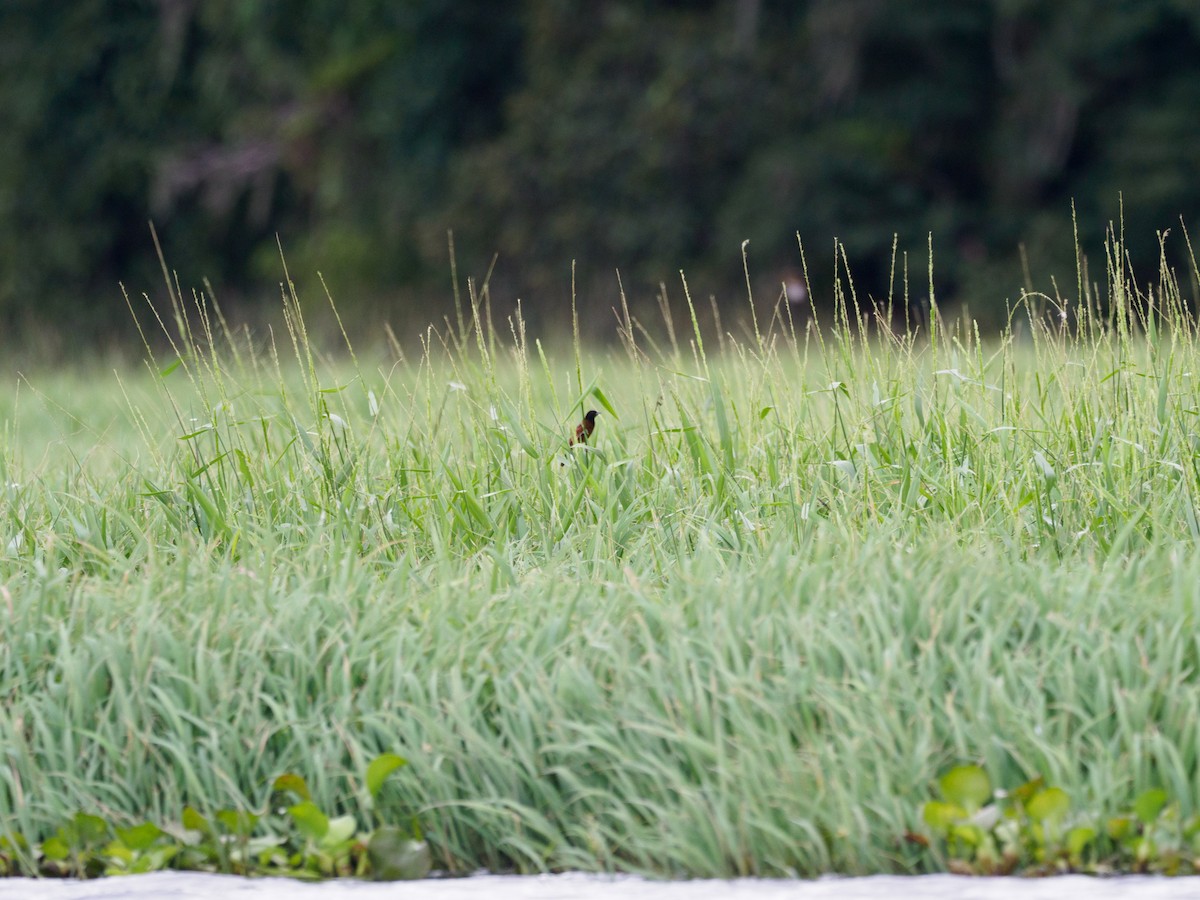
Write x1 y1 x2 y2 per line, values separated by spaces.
571 410 599 446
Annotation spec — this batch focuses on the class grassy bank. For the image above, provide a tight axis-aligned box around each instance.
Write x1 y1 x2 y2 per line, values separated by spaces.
4 248 1200 876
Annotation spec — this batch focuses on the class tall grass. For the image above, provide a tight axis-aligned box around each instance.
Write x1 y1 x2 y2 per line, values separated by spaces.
3 229 1200 876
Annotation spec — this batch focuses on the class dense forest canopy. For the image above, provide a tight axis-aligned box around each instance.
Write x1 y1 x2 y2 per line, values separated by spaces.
1 0 1199 344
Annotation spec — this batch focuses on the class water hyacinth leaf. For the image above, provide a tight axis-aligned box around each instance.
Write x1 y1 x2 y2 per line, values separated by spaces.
104 841 134 865
1134 788 1168 824
41 836 70 860
366 753 408 801
367 826 431 881
215 809 259 835
949 823 985 847
287 802 329 842
181 807 211 835
72 813 109 845
1107 815 1135 841
248 835 285 857
939 765 991 811
1183 815 1200 839
116 822 163 851
1027 787 1070 823
1010 777 1045 804
967 804 1001 831
272 773 311 801
322 815 357 848
131 846 178 873
922 800 967 831
1067 825 1097 859
1135 836 1154 863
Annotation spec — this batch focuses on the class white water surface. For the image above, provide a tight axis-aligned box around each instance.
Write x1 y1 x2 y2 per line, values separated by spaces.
2 873 1199 900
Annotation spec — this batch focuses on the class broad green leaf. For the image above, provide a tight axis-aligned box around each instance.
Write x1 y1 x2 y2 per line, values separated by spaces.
288 802 329 842
367 826 431 881
1066 825 1096 858
1135 836 1153 863
41 836 70 860
255 842 288 867
103 842 134 865
181 807 211 835
922 800 967 831
1010 777 1045 805
366 753 408 800
272 773 311 801
321 815 357 849
72 813 109 845
939 765 991 811
967 804 1000 831
1134 788 1168 824
1183 815 1200 839
1027 787 1070 823
1107 815 1135 841
216 809 260 835
949 823 985 847
116 822 162 851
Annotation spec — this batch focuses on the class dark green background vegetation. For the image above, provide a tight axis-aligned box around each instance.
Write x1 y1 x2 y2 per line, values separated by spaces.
2 0 1199 347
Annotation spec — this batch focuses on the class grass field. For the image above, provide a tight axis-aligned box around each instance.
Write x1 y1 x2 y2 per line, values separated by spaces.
4 244 1200 877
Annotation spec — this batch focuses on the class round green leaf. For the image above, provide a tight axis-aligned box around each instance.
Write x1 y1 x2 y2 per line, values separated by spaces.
41 836 70 861
1011 777 1045 805
272 773 311 802
1107 815 1135 841
1027 787 1070 823
366 753 408 801
215 809 259 835
367 826 431 881
116 822 163 851
287 802 329 842
72 813 109 845
939 765 991 811
321 814 358 849
922 800 968 830
1066 825 1097 858
1134 788 1168 825
967 804 1000 831
950 823 985 847
181 807 211 835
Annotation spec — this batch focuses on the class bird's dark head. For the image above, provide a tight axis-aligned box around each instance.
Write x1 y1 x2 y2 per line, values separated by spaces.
583 410 599 423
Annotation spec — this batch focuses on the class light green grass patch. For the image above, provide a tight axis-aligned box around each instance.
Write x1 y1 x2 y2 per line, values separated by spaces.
3 242 1200 876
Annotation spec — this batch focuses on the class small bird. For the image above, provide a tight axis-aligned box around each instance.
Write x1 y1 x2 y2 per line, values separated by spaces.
570 410 599 446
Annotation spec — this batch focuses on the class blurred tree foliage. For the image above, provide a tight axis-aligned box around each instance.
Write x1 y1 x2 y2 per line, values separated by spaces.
1 0 1198 342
